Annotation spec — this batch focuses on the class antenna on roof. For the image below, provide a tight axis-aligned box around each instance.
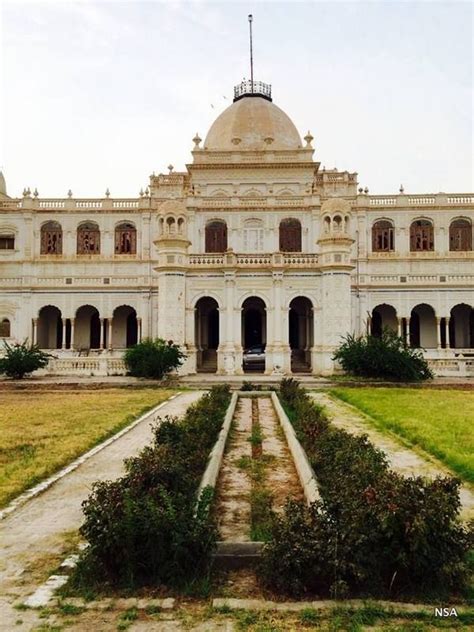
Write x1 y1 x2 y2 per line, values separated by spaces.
248 14 254 93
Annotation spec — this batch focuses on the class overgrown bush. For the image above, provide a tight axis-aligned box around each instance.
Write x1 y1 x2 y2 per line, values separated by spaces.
260 380 472 599
72 385 231 589
0 340 51 379
124 338 186 379
333 329 433 382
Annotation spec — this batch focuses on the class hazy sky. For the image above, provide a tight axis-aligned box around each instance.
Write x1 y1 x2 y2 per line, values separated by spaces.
1 0 472 197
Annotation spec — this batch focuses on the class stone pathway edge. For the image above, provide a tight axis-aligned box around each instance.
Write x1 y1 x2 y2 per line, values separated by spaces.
196 392 239 506
271 391 320 504
0 392 179 521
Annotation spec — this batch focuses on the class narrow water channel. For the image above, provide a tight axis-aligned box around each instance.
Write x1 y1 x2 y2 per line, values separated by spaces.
214 395 303 543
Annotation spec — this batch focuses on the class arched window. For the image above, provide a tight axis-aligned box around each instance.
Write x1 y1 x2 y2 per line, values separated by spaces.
279 218 302 252
115 222 136 254
0 233 15 250
41 221 62 255
0 318 10 337
77 222 100 254
372 220 394 252
205 220 227 253
410 219 434 252
449 219 472 251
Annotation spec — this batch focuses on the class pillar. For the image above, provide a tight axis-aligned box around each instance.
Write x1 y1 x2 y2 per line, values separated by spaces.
436 317 442 349
405 317 410 346
32 318 38 345
445 317 451 349
137 317 142 343
70 318 75 350
397 317 402 338
62 319 67 350
99 318 105 350
108 318 113 349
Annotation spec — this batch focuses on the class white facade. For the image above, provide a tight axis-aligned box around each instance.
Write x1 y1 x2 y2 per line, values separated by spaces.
0 83 473 377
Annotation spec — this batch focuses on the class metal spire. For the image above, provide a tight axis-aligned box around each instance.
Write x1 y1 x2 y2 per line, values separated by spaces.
248 14 254 93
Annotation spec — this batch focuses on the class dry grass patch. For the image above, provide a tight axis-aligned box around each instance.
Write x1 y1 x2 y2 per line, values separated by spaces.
0 388 175 506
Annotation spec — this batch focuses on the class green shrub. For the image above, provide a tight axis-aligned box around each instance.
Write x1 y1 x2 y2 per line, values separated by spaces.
73 385 231 588
333 329 433 382
0 340 51 379
259 379 472 598
124 338 186 379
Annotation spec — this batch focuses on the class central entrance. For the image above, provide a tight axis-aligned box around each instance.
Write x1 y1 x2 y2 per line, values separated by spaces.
242 297 266 373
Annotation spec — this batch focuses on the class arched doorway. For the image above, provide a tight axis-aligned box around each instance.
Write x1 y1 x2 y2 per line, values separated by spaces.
195 297 219 372
410 304 436 348
289 296 313 372
450 304 474 349
242 297 266 373
37 306 62 349
75 305 101 350
371 304 398 337
112 306 138 348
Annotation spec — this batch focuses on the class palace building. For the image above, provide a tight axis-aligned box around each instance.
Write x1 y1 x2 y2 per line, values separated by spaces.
0 79 473 377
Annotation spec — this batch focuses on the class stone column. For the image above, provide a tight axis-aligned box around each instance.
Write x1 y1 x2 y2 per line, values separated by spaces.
218 272 238 375
436 317 442 349
99 318 105 350
32 318 38 345
137 317 142 343
270 271 289 374
61 319 67 350
405 317 411 346
445 317 451 349
70 318 75 350
108 319 113 350
397 317 402 338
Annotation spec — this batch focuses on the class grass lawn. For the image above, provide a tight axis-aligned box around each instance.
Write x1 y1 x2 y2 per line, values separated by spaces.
0 388 175 507
330 388 474 484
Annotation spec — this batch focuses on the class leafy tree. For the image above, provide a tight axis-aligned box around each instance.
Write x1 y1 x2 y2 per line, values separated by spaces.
0 340 51 379
333 329 433 382
124 338 186 379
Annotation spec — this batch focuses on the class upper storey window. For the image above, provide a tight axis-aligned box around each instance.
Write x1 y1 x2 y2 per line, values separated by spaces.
77 222 100 254
279 218 302 252
243 219 264 252
449 219 472 251
115 222 137 254
205 220 227 253
41 221 62 255
410 219 434 251
372 220 394 252
0 234 14 250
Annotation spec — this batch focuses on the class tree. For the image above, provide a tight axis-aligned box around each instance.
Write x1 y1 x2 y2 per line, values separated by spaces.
124 338 186 379
0 340 51 379
333 329 433 382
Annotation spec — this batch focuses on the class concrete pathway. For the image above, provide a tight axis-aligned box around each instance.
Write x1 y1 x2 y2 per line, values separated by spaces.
311 392 474 521
0 391 203 631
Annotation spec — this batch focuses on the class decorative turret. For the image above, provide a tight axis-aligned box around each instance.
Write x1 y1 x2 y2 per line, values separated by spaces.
318 198 354 269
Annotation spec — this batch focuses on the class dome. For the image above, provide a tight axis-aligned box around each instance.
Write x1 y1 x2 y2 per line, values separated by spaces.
204 96 302 152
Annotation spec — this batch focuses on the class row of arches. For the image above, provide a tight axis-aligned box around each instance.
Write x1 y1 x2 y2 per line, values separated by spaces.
205 218 302 253
370 303 474 349
195 295 313 373
372 218 472 252
40 221 137 255
32 305 140 350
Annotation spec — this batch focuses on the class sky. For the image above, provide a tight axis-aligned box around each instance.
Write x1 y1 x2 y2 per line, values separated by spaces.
0 0 472 198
